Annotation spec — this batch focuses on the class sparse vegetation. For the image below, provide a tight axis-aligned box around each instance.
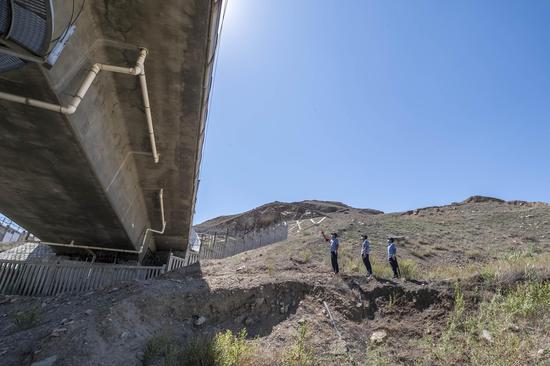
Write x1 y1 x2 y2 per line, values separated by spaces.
364 345 391 366
13 307 41 331
300 250 312 263
416 281 550 365
143 332 176 365
213 329 254 366
2 198 550 366
398 259 419 279
426 252 550 281
282 324 315 366
144 329 256 366
387 292 397 310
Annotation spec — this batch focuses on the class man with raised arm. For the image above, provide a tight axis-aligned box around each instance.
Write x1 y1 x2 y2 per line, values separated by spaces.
321 231 339 275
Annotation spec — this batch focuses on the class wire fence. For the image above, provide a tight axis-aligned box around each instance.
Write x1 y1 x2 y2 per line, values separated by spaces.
178 222 288 267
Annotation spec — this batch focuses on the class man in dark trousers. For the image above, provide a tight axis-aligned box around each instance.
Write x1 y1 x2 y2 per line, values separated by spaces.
387 237 400 278
321 231 339 275
361 234 373 277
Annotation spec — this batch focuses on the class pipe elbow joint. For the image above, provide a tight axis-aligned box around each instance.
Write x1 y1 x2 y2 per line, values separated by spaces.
62 105 77 114
131 66 143 75
91 64 102 73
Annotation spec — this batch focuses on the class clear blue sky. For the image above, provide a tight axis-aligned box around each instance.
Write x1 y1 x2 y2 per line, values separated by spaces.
194 0 550 224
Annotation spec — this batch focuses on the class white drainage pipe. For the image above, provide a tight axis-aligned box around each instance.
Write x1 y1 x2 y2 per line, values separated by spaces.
0 48 159 164
140 188 167 249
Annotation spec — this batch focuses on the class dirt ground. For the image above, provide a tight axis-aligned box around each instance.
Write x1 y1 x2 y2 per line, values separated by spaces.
0 241 456 366
1 197 549 365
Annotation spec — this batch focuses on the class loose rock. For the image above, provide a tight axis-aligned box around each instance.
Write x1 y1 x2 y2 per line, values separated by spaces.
194 316 207 326
50 327 67 337
481 329 493 343
370 330 387 343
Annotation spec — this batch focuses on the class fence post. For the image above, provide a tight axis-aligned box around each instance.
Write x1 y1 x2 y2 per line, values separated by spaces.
223 229 228 257
167 252 173 272
212 233 217 259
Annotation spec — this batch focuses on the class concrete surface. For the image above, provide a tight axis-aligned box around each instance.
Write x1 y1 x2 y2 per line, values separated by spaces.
0 0 223 253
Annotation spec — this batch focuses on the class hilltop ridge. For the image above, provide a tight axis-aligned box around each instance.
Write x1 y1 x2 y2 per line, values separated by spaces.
195 195 548 234
195 200 383 233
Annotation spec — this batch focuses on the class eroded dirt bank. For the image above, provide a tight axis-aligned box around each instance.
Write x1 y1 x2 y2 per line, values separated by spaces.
0 253 458 366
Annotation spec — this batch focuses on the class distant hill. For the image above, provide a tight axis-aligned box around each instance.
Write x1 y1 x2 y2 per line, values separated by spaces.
196 195 550 268
194 200 383 233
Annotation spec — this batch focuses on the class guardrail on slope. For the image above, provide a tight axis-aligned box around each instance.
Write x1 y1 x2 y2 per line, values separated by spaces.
0 259 165 297
168 222 289 270
0 222 289 296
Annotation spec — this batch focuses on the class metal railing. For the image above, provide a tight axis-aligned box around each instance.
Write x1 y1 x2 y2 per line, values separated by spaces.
0 240 164 296
0 222 289 296
168 222 289 269
0 260 165 296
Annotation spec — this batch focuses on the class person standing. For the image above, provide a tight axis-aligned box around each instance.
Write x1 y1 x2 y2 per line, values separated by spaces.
387 237 400 279
322 231 339 275
361 234 373 277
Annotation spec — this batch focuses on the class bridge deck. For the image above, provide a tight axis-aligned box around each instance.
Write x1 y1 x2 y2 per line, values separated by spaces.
0 0 222 253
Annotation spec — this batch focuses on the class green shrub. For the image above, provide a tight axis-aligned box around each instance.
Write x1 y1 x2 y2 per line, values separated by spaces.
144 329 255 366
301 250 312 263
282 324 315 366
13 307 41 331
143 333 176 365
501 282 550 317
178 336 216 366
214 329 253 366
446 282 465 335
388 292 397 310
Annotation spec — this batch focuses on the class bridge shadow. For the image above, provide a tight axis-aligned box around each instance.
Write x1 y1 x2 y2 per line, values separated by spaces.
159 261 308 341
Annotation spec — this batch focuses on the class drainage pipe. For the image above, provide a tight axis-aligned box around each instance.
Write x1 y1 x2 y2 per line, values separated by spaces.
0 48 159 163
140 188 166 248
38 240 146 254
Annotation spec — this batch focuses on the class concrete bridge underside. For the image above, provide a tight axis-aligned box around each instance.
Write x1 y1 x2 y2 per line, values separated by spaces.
0 0 222 254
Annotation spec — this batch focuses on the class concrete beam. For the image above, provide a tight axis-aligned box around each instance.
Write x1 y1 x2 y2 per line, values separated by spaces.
0 0 222 252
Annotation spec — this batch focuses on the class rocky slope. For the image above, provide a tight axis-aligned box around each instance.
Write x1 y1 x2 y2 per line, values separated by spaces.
194 200 383 234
